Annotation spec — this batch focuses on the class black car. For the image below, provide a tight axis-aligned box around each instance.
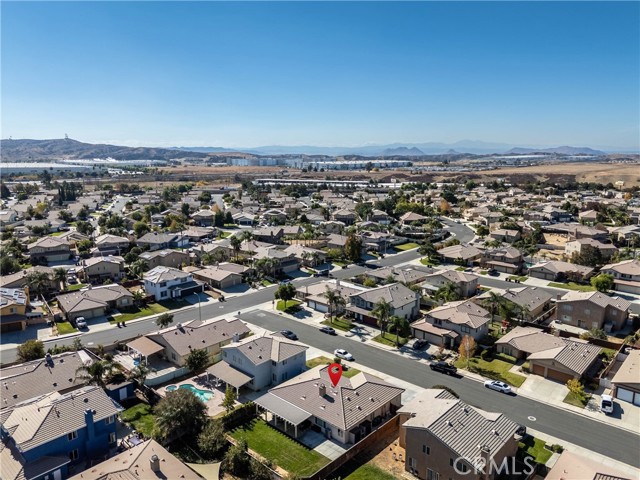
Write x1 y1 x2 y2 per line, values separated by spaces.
487 268 499 276
430 361 458 375
280 330 298 341
319 326 337 335
413 339 428 350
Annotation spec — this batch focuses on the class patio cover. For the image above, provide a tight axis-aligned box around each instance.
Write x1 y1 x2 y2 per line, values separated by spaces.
254 392 312 426
126 336 164 357
206 361 253 389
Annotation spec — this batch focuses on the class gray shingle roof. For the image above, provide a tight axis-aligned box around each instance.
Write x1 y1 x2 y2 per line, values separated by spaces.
351 283 418 309
223 333 308 366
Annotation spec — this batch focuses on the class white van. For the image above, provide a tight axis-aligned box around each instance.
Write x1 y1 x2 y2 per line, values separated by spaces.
601 394 614 414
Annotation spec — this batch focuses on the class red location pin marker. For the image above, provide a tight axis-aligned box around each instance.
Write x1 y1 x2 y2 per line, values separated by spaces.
328 363 343 387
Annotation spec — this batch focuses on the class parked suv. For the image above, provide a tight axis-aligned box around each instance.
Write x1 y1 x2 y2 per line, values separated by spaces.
429 361 457 375
601 394 614 414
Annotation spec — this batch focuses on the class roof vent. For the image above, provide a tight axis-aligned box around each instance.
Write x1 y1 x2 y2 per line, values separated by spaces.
446 420 453 427
84 398 89 403
370 397 375 402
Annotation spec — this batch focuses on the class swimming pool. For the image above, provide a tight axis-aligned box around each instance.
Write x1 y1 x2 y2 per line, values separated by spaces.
165 384 213 402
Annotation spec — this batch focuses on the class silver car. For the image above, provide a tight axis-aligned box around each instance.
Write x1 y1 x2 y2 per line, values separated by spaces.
334 349 354 361
484 380 512 394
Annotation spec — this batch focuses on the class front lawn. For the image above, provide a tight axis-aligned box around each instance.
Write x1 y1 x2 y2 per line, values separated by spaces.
121 403 156 438
109 303 169 323
56 321 77 335
217 231 231 239
563 391 591 408
66 283 88 292
158 299 186 310
455 266 466 271
420 257 439 266
276 299 302 313
395 242 420 251
454 357 526 387
306 356 361 378
548 282 595 292
261 279 274 287
321 317 353 332
508 275 529 283
518 436 553 464
230 419 330 476
333 260 349 267
373 332 409 348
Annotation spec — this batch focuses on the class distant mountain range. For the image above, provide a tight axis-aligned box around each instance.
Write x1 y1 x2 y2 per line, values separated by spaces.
0 138 620 162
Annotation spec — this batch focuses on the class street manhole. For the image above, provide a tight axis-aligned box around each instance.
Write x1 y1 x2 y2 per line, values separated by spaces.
527 416 536 422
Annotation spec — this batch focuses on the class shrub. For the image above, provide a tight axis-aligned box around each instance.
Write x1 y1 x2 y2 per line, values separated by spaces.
431 385 459 398
551 444 564 453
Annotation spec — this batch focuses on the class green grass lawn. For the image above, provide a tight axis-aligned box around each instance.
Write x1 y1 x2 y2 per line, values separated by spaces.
109 303 168 323
454 357 526 387
508 275 529 282
276 299 302 313
372 332 408 348
56 321 77 334
121 403 156 438
479 270 489 275
49 231 65 236
563 391 591 408
306 356 361 378
419 257 439 266
518 436 553 464
333 260 349 267
217 231 231 239
230 419 330 476
321 317 353 332
261 279 274 287
455 266 466 271
395 242 420 251
344 464 397 480
66 283 88 292
549 282 595 292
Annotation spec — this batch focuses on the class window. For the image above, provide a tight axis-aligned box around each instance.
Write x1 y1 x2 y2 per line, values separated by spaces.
449 458 454 467
171 353 176 360
563 304 573 312
338 429 342 436
461 326 470 333
182 277 188 282
160 282 167 287
161 291 168 298
427 469 439 480
109 432 116 443
272 374 276 381
69 449 79 461
105 415 115 425
282 359 287 365
67 431 78 441
456 462 468 473
422 444 430 455
272 360 276 366
584 308 591 315
409 457 417 469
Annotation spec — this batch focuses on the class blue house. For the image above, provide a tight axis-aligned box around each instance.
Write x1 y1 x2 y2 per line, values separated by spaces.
0 386 120 480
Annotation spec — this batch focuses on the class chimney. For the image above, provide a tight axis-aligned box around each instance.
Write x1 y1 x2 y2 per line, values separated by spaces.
318 384 327 397
478 445 491 480
233 333 239 343
84 408 95 442
149 454 160 472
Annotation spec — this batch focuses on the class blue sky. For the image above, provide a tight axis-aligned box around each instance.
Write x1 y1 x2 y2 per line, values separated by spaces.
2 1 639 149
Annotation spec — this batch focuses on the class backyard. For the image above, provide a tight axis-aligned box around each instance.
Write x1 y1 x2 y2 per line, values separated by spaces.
454 355 526 387
230 419 331 476
121 402 156 438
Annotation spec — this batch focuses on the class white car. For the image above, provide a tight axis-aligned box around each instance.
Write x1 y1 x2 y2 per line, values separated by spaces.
334 349 354 361
601 394 614 414
484 380 512 394
75 317 87 329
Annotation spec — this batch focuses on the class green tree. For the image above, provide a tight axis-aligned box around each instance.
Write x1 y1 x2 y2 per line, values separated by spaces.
222 438 251 477
58 209 74 222
185 348 210 372
566 379 585 398
133 221 150 238
571 244 603 267
591 273 614 293
156 312 174 329
434 282 460 303
388 315 410 347
0 257 21 275
222 385 237 414
75 359 116 387
274 283 297 309
344 233 362 262
75 220 94 236
458 335 477 368
214 211 225 227
197 419 227 459
323 287 346 325
128 259 148 280
53 267 68 290
17 339 46 362
224 211 234 225
482 291 505 324
372 298 392 336
154 389 207 441
476 225 490 238
25 271 52 298
229 234 243 261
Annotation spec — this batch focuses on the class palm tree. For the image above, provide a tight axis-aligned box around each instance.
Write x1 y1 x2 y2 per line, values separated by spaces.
388 315 410 348
128 363 150 388
229 234 242 261
499 300 519 328
371 298 392 337
132 289 146 307
323 287 345 325
482 291 504 325
128 259 148 280
434 282 460 303
25 271 52 299
75 359 115 387
53 267 68 290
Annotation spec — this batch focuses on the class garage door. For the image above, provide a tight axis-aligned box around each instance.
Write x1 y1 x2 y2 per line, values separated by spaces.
546 368 574 383
617 388 633 403
531 364 546 376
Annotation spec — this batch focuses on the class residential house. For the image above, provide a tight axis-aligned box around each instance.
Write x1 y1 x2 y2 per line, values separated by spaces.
28 237 71 264
182 226 216 242
211 332 308 392
400 212 427 225
232 212 256 226
0 350 96 410
0 266 57 293
398 388 519 480
363 265 435 287
360 231 396 253
143 266 203 300
578 209 598 224
191 209 216 227
253 247 300 274
79 256 125 283
139 249 191 270
130 318 251 368
254 365 404 445
192 266 243 290
600 259 640 295
252 227 284 244
528 339 601 382
565 238 617 260
555 291 630 331
68 439 202 480
296 280 363 314
498 286 554 321
489 228 521 244
611 349 640 406
421 270 479 299
411 300 490 347
137 232 188 251
56 285 133 322
0 386 119 480
261 209 287 224
437 244 483 266
495 326 567 359
94 234 130 256
347 283 420 326
0 287 32 333
283 244 327 267
528 260 593 282
481 246 523 274
332 209 357 225
0 209 20 229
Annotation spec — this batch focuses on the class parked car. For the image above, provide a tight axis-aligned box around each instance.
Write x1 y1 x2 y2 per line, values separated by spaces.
601 394 614 414
279 279 291 285
280 330 298 341
67 276 78 284
487 268 499 276
319 326 337 335
430 361 457 375
349 326 364 335
413 339 428 350
334 349 354 361
75 317 87 329
484 380 512 394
